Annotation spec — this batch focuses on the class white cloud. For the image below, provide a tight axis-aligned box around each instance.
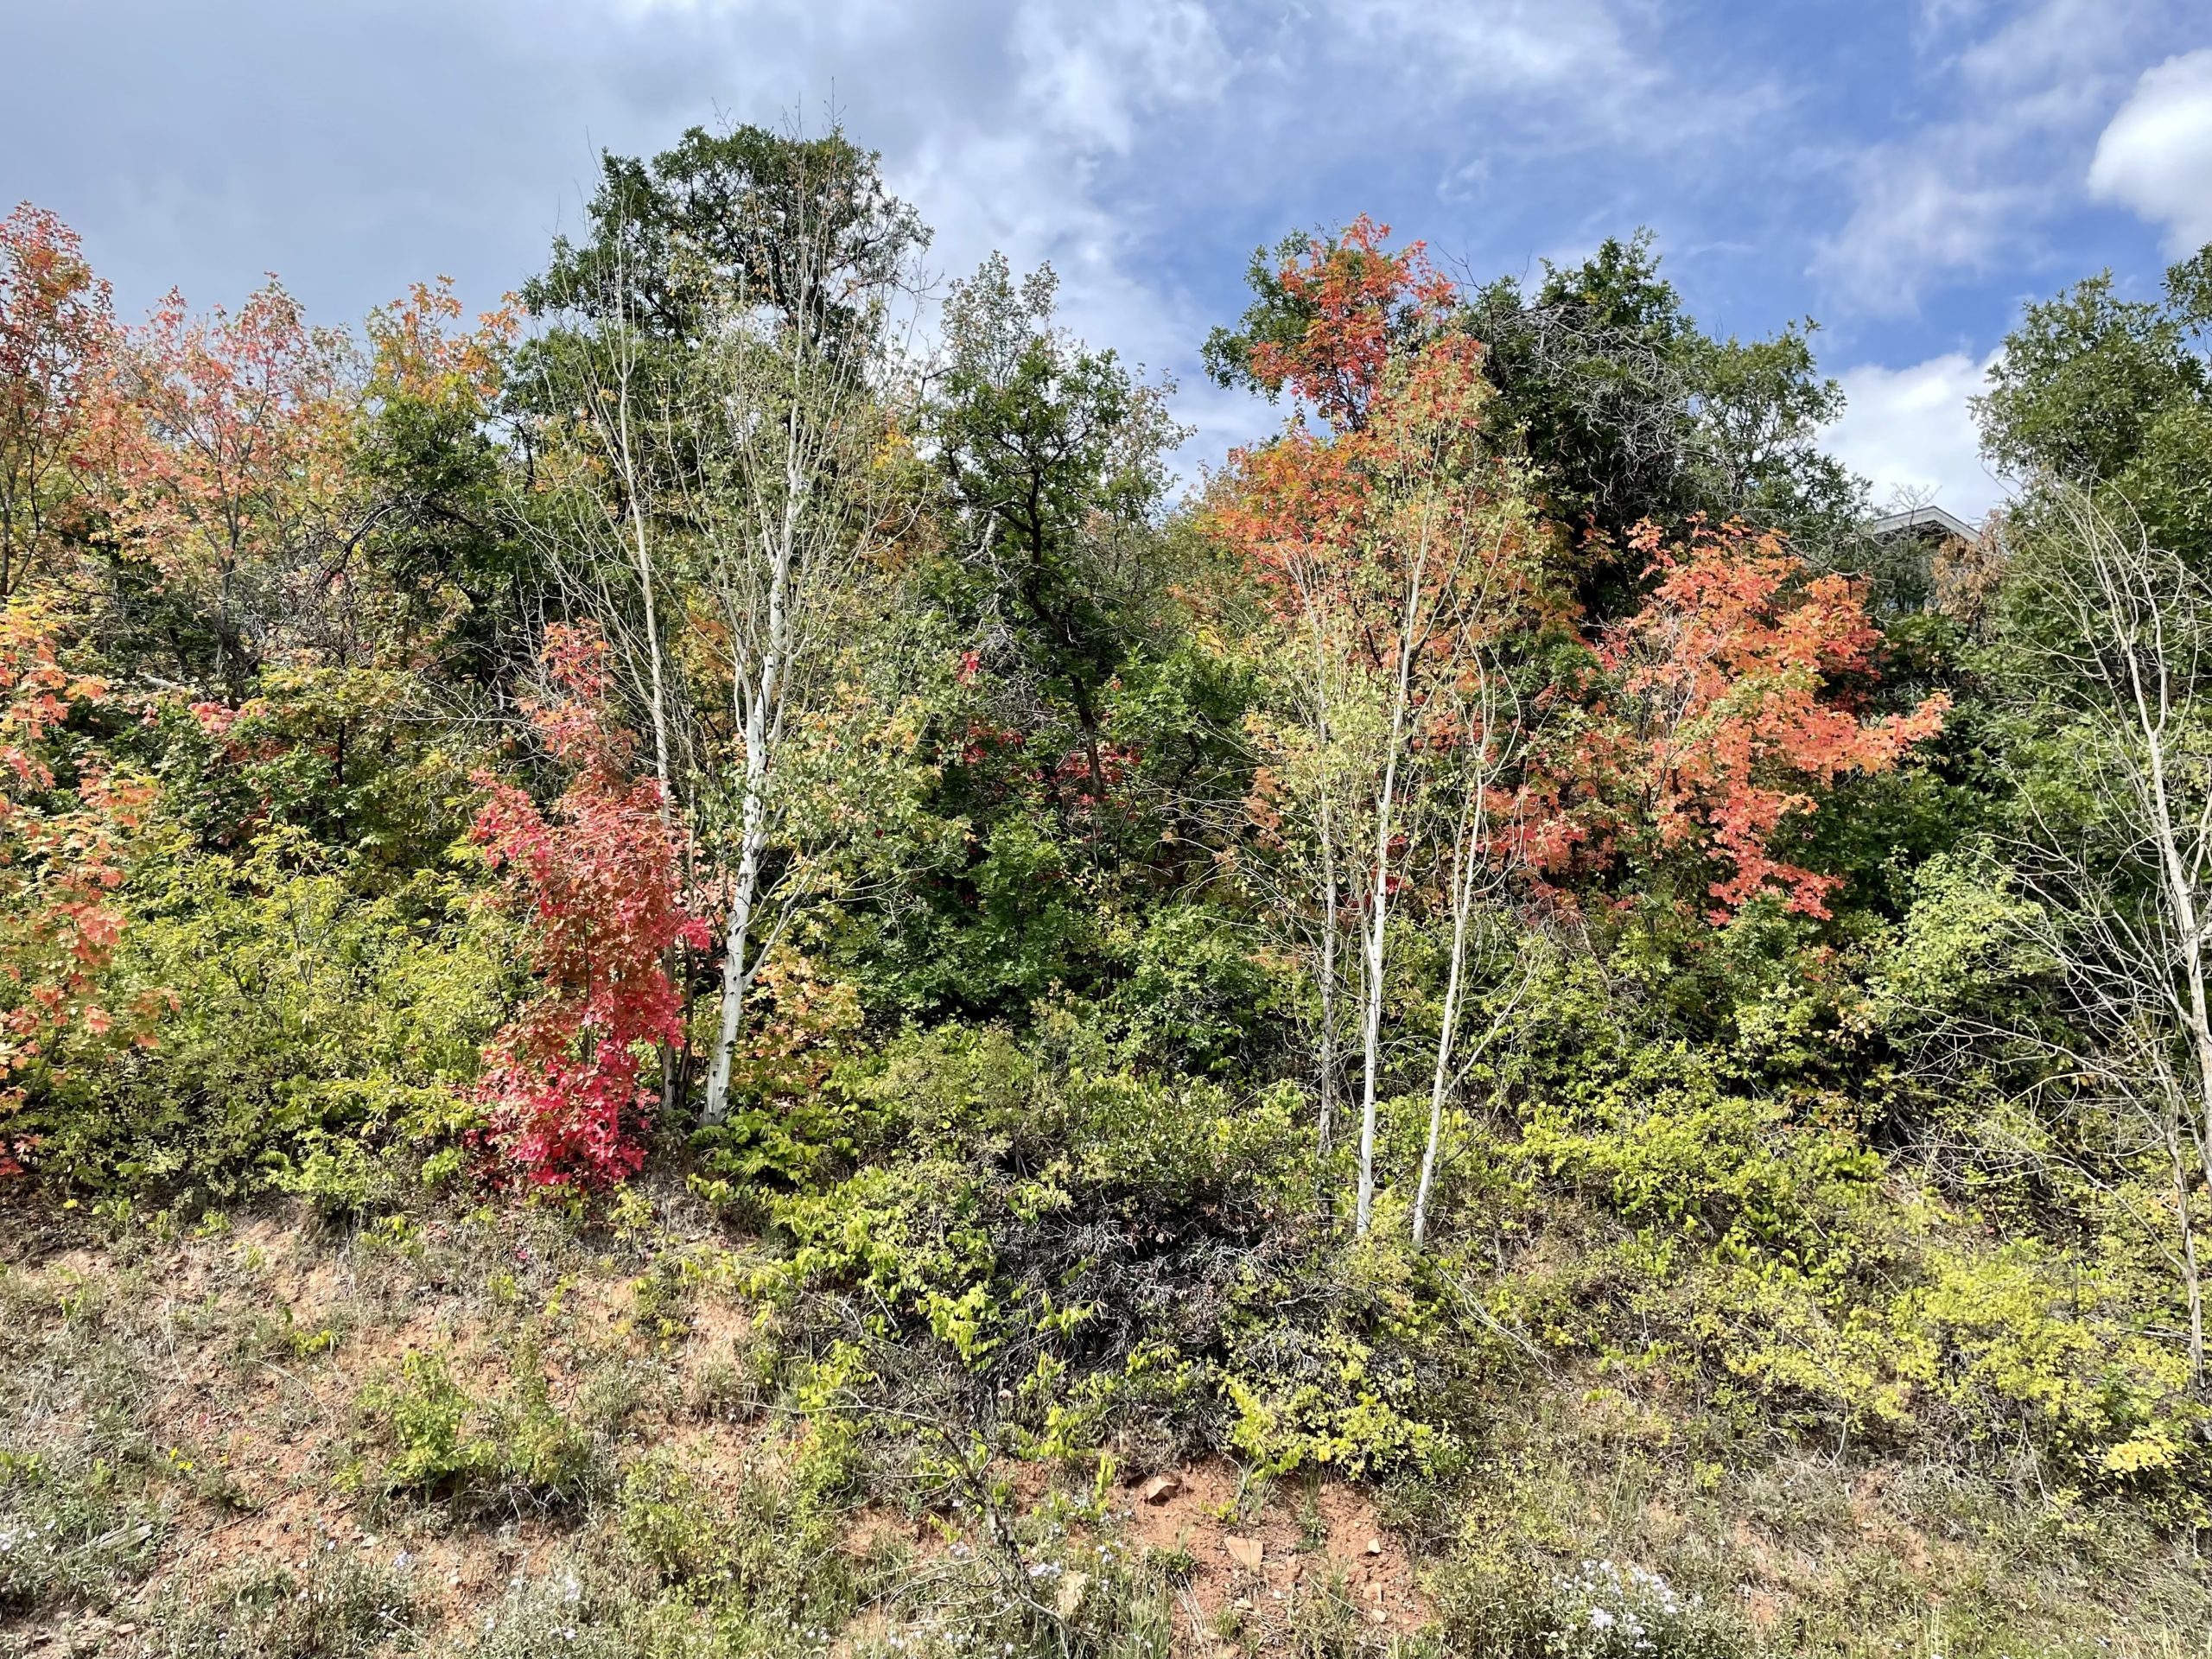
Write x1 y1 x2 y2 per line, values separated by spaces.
1012 0 1229 155
2088 48 2212 253
1824 352 2008 520
1813 154 2025 312
1814 0 2175 313
1337 0 1636 89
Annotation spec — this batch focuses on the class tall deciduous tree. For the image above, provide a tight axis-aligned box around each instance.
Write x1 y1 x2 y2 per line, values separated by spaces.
517 125 927 1126
1212 219 1535 1233
1210 226 1863 580
526 123 925 351
690 202 921 1126
1995 485 2212 1382
1976 245 2212 569
932 255 1185 813
93 280 359 693
0 205 116 601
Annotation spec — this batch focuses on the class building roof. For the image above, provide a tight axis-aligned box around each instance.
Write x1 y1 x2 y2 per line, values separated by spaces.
1863 505 1978 543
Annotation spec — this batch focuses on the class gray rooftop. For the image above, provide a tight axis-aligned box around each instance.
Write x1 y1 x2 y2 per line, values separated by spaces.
1864 505 1978 543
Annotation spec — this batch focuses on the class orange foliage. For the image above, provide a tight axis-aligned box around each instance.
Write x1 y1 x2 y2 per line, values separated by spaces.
1526 519 1948 920
0 204 117 598
1245 214 1459 434
1207 220 1521 682
0 599 155 1170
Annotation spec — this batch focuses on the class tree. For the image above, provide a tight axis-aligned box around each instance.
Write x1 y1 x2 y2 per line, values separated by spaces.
1409 648 1531 1251
1992 485 2212 1382
1516 519 1947 925
1466 235 1860 555
1211 219 1535 1233
524 122 926 350
349 279 523 682
1210 227 1862 582
1976 247 2212 568
516 127 928 1127
1598 519 1948 920
0 205 116 600
681 164 923 1128
472 622 707 1188
931 255 1185 811
92 278 360 694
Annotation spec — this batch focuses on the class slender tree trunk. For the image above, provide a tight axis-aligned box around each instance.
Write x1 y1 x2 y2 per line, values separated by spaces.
2167 1109 2207 1388
1067 672 1109 807
1411 895 1469 1253
607 349 689 1116
1316 801 1341 1160
1413 674 1503 1251
612 353 676 830
1355 525 1431 1236
1289 575 1346 1166
702 410 803 1127
2111 547 2212 1382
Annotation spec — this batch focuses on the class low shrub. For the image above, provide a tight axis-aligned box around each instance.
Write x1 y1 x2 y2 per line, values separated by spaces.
359 1347 602 1513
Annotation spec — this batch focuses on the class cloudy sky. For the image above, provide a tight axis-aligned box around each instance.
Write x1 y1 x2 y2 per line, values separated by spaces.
9 0 2211 518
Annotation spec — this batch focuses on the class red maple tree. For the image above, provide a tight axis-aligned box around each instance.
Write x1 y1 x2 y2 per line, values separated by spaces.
472 623 707 1188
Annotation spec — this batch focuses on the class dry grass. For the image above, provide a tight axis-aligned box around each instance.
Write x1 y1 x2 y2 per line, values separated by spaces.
0 1192 2205 1657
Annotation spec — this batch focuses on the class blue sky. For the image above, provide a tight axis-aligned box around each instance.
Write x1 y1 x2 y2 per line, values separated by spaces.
9 0 2211 518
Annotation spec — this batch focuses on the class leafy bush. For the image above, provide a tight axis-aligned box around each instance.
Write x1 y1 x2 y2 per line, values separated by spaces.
1104 902 1284 1078
28 836 512 1198
1518 1043 1882 1277
359 1347 601 1512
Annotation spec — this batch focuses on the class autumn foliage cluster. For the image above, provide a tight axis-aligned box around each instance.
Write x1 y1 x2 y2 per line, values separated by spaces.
13 118 2212 1649
470 624 706 1186
0 191 1953 1189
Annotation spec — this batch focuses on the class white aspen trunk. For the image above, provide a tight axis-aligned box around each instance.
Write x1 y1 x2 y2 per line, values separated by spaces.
1411 874 1471 1252
609 335 676 832
1354 520 1433 1236
605 340 690 1116
1303 589 1344 1161
700 409 802 1127
1412 670 1503 1252
1279 556 1351 1167
1316 798 1341 1159
2101 531 2212 1386
2168 1110 2207 1388
1352 725 1401 1235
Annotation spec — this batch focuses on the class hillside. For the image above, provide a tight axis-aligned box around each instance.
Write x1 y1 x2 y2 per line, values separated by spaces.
9 1190 2209 1657
5 127 2212 1657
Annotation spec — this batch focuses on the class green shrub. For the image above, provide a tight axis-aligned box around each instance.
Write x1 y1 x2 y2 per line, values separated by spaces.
359 1348 601 1512
1105 903 1284 1078
30 836 513 1200
1518 1043 1881 1278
